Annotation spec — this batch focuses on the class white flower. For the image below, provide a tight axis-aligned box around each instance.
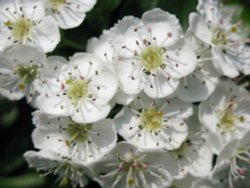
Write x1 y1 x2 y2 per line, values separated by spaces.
199 80 250 153
115 93 192 150
113 8 197 98
31 111 117 163
177 31 219 102
92 142 177 188
189 1 250 77
169 107 213 179
45 0 96 29
210 130 250 188
24 150 97 187
36 53 118 123
0 45 45 103
0 0 60 52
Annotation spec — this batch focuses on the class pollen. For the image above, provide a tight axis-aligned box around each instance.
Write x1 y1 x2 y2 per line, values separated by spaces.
4 20 12 27
239 115 245 123
231 26 238 33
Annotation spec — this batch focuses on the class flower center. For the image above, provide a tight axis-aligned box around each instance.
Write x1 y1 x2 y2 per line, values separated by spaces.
15 64 39 90
141 45 164 71
39 160 85 187
211 27 228 46
118 155 149 186
217 103 245 133
65 79 89 104
229 147 250 187
6 18 34 41
48 0 66 12
66 124 91 145
140 107 163 130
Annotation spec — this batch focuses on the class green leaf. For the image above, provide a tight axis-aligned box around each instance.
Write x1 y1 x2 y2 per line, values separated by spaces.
0 174 45 188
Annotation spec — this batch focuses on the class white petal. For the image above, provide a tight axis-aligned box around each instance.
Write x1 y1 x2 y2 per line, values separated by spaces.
24 150 58 169
211 48 239 78
36 95 69 116
89 70 118 105
22 0 46 21
115 59 144 95
87 36 114 63
177 61 219 102
161 98 193 119
189 13 212 45
115 106 141 138
142 8 183 46
143 71 179 98
110 16 142 35
216 139 239 164
166 40 197 78
199 101 219 133
32 16 60 53
188 146 213 177
47 0 96 29
70 101 111 123
114 89 135 105
69 53 104 78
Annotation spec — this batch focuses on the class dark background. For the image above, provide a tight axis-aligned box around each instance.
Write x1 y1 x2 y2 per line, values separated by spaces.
0 0 250 187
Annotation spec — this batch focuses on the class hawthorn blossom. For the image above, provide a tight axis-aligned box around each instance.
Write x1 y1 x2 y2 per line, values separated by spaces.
113 8 196 98
36 53 118 123
92 142 177 188
115 93 192 150
210 131 250 188
168 107 213 179
199 80 250 153
31 111 117 163
24 150 98 187
45 0 96 29
189 0 250 77
0 0 60 52
0 45 45 103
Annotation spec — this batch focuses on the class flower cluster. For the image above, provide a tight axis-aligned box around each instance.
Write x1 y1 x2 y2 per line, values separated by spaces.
1 0 250 187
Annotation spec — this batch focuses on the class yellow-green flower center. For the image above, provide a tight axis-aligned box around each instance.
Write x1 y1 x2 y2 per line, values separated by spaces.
65 123 91 145
211 25 239 46
15 64 39 90
141 46 164 71
217 103 245 133
6 18 34 41
211 27 228 46
48 0 66 12
66 79 88 103
140 107 163 130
